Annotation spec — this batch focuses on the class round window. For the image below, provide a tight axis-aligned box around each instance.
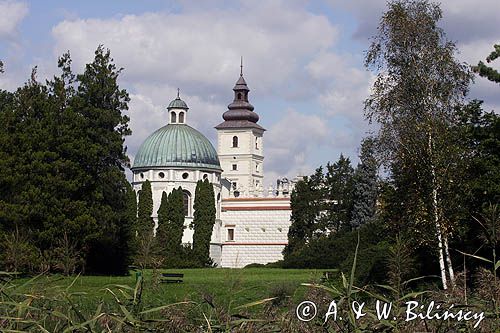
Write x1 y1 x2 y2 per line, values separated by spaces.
203 174 208 180
158 172 165 179
182 172 189 179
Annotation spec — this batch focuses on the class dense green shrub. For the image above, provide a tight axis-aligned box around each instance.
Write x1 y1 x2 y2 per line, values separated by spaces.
283 222 389 284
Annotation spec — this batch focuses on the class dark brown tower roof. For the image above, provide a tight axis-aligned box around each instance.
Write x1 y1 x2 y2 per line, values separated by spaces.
215 68 265 131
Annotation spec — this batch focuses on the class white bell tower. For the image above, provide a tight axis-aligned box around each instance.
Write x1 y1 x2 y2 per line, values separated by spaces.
215 62 265 197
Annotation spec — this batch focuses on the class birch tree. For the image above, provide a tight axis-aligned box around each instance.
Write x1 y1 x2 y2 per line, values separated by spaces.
364 0 472 289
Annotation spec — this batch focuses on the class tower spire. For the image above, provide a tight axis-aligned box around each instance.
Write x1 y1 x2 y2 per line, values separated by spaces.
177 88 180 98
240 56 243 77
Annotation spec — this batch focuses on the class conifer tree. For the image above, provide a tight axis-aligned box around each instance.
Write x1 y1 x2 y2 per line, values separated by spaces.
156 191 169 256
162 187 185 265
192 179 216 266
137 180 154 235
323 155 354 232
122 183 137 264
284 167 324 258
351 138 378 228
0 47 132 274
473 44 500 84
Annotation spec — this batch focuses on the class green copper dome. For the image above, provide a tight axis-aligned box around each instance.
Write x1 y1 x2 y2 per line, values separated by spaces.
132 124 221 171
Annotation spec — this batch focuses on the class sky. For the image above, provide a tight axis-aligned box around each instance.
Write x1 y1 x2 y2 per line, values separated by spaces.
0 0 499 187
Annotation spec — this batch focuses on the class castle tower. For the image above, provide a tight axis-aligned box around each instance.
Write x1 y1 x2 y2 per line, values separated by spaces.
215 64 265 197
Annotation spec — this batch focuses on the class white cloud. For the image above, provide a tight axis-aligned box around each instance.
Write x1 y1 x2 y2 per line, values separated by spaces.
264 108 330 183
51 2 338 99
307 51 374 120
326 0 500 44
0 0 28 38
50 1 349 181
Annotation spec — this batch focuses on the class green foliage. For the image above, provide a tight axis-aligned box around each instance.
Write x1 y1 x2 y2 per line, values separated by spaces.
458 100 500 212
155 190 169 251
473 44 500 83
284 155 356 265
284 221 389 284
0 47 132 275
155 187 185 267
192 179 216 267
351 137 378 228
283 168 323 258
125 184 138 259
137 180 154 235
0 228 40 273
321 155 355 232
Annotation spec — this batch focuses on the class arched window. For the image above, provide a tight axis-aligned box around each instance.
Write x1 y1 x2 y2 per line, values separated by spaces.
255 137 258 149
237 92 242 100
232 136 238 148
179 112 184 123
183 191 191 217
171 112 176 123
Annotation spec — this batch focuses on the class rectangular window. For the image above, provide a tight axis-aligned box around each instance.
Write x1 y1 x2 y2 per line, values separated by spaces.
232 164 237 170
232 182 237 190
227 228 234 241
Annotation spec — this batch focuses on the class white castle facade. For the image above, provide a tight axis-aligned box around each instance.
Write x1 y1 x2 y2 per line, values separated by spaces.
131 70 298 267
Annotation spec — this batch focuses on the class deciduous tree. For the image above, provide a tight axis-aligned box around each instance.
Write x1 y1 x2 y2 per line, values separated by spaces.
364 0 473 289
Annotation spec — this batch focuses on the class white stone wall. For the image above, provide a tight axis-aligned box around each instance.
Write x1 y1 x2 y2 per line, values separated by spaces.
219 201 291 268
221 245 286 268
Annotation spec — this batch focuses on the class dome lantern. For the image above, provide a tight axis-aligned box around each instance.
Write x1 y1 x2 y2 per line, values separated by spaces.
167 89 189 124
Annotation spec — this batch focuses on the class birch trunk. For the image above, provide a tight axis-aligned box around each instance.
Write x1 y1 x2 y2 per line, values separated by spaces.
436 220 448 290
443 234 455 287
429 131 448 290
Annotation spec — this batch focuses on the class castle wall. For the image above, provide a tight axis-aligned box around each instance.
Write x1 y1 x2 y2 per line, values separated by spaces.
219 198 291 268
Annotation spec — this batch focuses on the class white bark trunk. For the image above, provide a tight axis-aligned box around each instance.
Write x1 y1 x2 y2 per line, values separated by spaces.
436 223 448 290
429 131 448 290
443 234 455 287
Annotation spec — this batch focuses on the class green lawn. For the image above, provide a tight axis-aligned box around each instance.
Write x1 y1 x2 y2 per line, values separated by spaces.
13 268 324 312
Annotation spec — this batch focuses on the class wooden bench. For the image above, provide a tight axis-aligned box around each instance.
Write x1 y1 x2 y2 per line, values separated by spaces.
321 270 338 282
160 273 184 283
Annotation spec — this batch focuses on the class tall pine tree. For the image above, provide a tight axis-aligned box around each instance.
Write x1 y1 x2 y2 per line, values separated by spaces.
192 179 216 266
159 187 185 267
351 138 378 228
137 180 154 234
156 191 169 256
322 155 354 232
284 167 324 259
